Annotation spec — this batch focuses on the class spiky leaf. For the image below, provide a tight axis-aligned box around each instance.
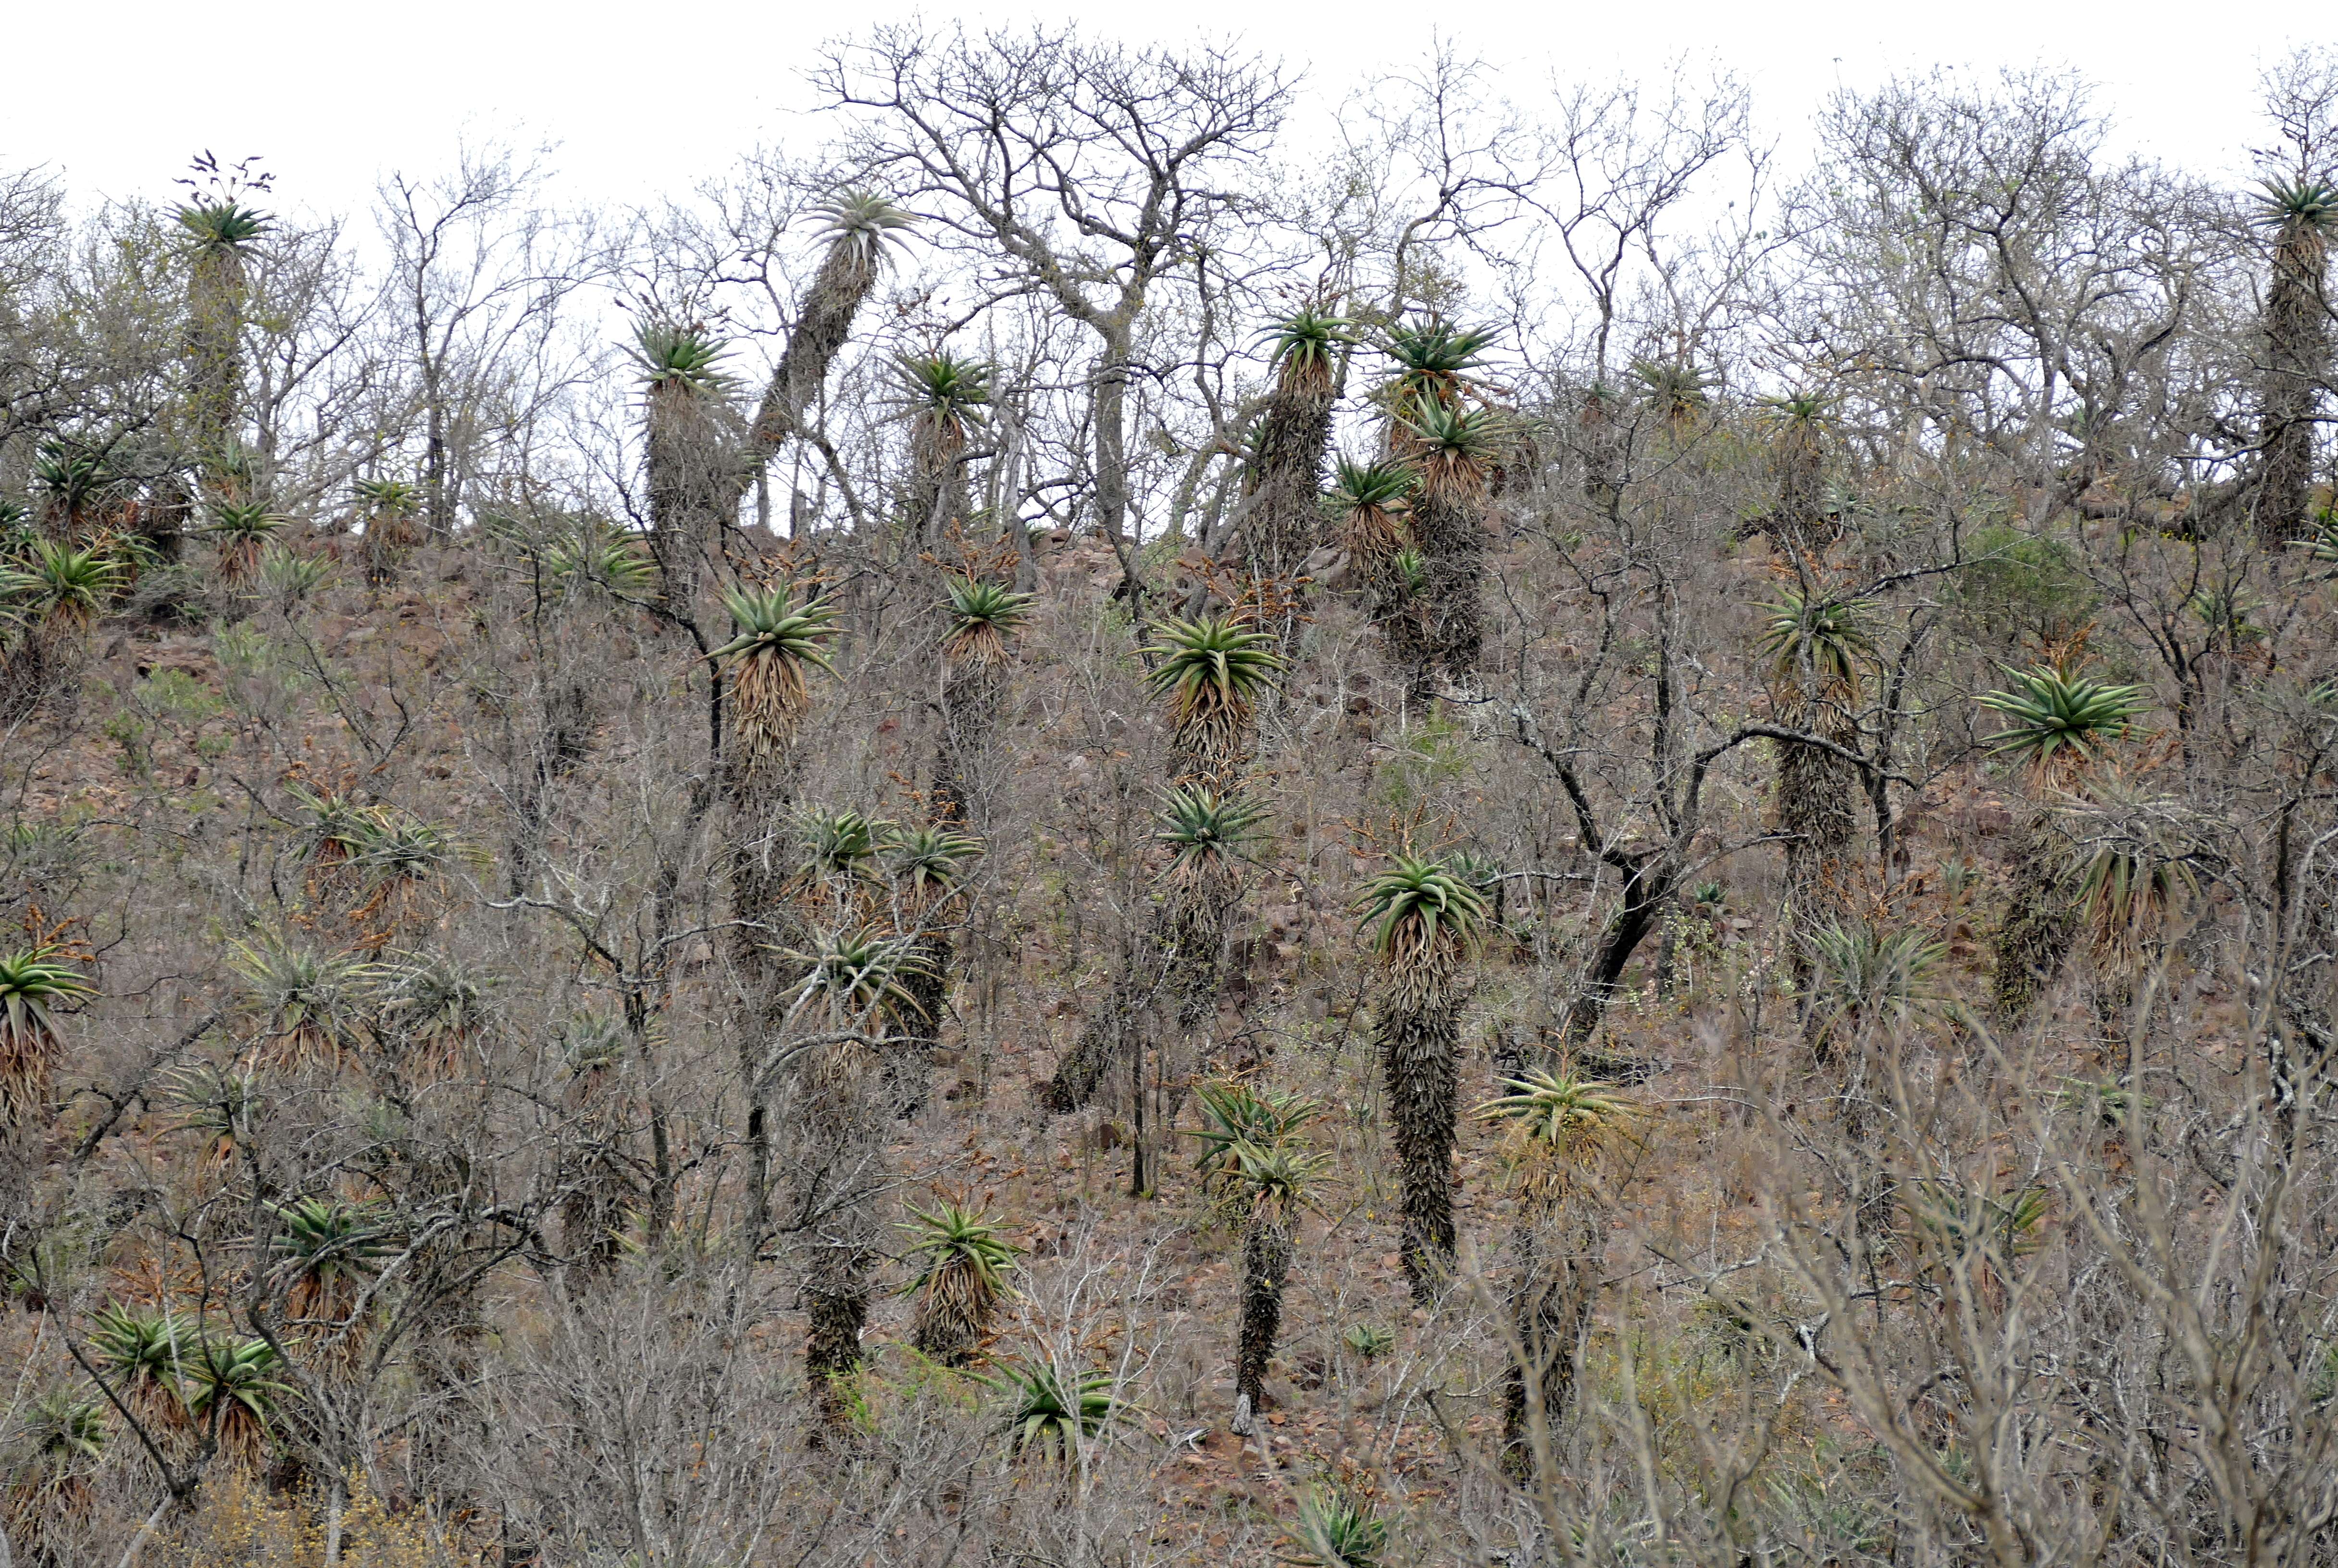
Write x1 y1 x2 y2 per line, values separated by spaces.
1976 666 2145 775
1354 855 1488 972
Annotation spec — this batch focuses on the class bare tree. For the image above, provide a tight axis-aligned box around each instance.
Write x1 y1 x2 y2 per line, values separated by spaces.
820 25 1292 590
375 145 597 536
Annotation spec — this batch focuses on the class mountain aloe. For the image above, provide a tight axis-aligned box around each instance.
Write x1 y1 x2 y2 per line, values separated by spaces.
1144 614 1282 787
2251 177 2338 539
899 1198 1019 1365
983 1358 1125 1464
0 941 94 1123
894 352 991 541
1329 457 1415 564
205 501 286 585
935 577 1034 823
1188 1079 1328 1432
881 822 981 1114
353 476 420 585
1280 1482 1390 1568
1384 336 1501 689
636 320 735 604
1243 306 1355 580
1760 590 1877 1018
1477 1068 1642 1471
1977 664 2148 1022
712 581 840 770
176 177 272 500
178 1335 290 1461
1356 855 1489 1299
749 190 915 465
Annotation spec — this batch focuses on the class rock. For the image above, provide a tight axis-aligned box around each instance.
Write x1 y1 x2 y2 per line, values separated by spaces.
1300 543 1354 588
135 643 220 684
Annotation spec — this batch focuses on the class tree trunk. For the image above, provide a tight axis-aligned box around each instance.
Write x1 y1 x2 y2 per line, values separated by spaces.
746 244 874 478
1242 379 1337 583
1771 427 1835 551
1413 488 1485 693
558 1122 634 1273
888 928 951 1118
910 1276 983 1367
1044 941 1158 1115
422 360 451 539
2256 220 2331 543
934 657 1006 827
1991 811 2076 1025
1094 339 1131 547
901 420 968 551
1501 1210 1592 1478
800 1042 885 1435
1166 861 1242 1031
323 1472 348 1567
1579 389 1622 506
1777 713 1862 1038
1234 1204 1292 1431
1562 856 1675 1049
805 1266 871 1430
647 383 735 614
186 249 246 501
727 768 800 1245
1379 972 1462 1301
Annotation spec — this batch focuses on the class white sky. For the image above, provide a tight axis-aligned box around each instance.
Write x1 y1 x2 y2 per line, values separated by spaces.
0 0 2311 221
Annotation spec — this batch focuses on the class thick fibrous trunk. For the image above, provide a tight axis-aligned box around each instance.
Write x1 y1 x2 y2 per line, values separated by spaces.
187 251 246 489
1166 863 1242 1029
1046 852 1240 1116
646 386 733 611
362 503 418 587
805 1269 872 1428
726 768 802 1242
1413 489 1485 693
934 658 1005 826
907 1271 991 1364
422 374 451 538
1579 392 1622 505
743 247 876 488
1378 963 1461 1301
1777 702 1862 1040
1375 569 1433 689
799 1042 885 1434
1044 947 1157 1115
558 1118 635 1274
1772 429 1834 552
889 928 951 1118
1242 379 1338 582
2257 222 2331 542
1234 1204 1292 1429
1500 1210 1592 1474
1780 749 1861 860
902 421 968 548
1991 812 2076 1025
1167 707 1254 793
